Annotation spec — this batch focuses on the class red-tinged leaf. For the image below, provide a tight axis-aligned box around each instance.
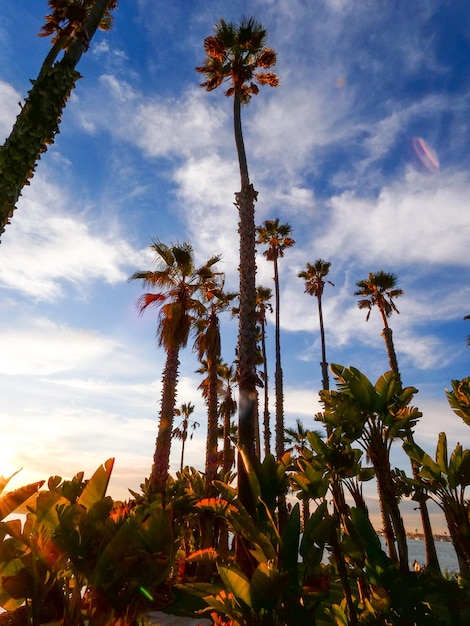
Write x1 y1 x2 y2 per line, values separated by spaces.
0 480 45 521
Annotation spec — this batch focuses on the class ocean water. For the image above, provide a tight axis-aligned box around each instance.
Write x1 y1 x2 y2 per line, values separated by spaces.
379 537 460 573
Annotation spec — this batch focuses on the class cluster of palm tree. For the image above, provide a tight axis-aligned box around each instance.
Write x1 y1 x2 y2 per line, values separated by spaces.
130 18 444 572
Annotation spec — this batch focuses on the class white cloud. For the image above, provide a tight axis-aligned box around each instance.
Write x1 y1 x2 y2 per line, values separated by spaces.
0 176 142 300
0 80 20 139
320 169 470 267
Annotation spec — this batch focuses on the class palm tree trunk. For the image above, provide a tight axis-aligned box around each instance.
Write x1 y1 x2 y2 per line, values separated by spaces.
233 90 258 519
0 0 113 238
273 256 284 461
381 326 401 385
382 324 439 568
150 345 180 498
179 429 187 472
260 317 271 456
205 354 220 495
317 295 329 391
372 447 409 573
272 256 287 532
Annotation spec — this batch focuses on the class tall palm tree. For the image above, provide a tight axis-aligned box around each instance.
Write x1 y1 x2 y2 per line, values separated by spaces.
194 281 237 494
354 271 403 384
0 0 118 239
218 362 238 477
172 402 199 472
197 17 279 516
354 271 439 570
256 219 295 461
256 285 273 456
298 260 334 391
129 240 219 498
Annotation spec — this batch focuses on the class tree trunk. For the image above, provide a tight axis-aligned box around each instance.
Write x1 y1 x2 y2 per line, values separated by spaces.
371 446 409 573
273 256 284 461
233 90 259 520
382 324 439 570
0 0 114 239
318 295 329 391
381 326 401 385
260 317 271 456
150 345 180 499
205 336 220 496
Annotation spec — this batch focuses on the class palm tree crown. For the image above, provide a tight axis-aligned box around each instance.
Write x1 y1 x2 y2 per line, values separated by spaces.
129 240 220 496
354 271 403 328
298 259 334 300
196 16 278 188
196 17 279 103
298 259 334 391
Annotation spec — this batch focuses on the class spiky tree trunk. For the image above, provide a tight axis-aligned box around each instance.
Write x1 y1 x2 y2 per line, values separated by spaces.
150 345 180 498
382 323 440 570
317 294 329 391
381 326 401 384
369 438 409 573
0 0 113 239
234 91 258 519
260 315 271 456
273 255 284 461
205 329 220 495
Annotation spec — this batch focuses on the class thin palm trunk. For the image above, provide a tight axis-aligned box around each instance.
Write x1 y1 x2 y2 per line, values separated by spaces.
150 345 180 498
317 295 329 391
370 441 408 572
273 256 284 461
260 318 271 456
179 427 187 472
205 353 220 494
382 322 439 569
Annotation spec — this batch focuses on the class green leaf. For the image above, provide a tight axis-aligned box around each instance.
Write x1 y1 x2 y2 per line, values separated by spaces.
78 458 114 509
436 432 448 472
218 564 252 608
0 480 44 521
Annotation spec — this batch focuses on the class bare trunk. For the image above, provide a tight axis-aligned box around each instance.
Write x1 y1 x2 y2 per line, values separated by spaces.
260 317 271 456
0 0 113 238
233 90 258 520
150 345 180 498
381 326 401 385
371 445 409 572
205 350 220 496
273 256 284 460
317 295 329 391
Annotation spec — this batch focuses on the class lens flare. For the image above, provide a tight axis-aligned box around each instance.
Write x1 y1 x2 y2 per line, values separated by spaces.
139 586 154 601
411 137 439 172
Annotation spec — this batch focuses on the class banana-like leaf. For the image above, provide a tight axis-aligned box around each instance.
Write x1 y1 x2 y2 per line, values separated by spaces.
77 457 114 510
0 480 44 522
0 469 22 497
218 564 252 608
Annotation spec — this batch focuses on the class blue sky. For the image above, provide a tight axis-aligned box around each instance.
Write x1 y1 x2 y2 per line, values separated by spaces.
1 1 469 532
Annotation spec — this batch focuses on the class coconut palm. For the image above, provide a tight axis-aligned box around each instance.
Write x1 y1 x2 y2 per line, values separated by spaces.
256 219 295 461
0 0 117 239
354 271 403 383
355 271 439 570
129 240 219 498
298 260 334 391
172 402 199 472
197 17 279 516
256 286 273 456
